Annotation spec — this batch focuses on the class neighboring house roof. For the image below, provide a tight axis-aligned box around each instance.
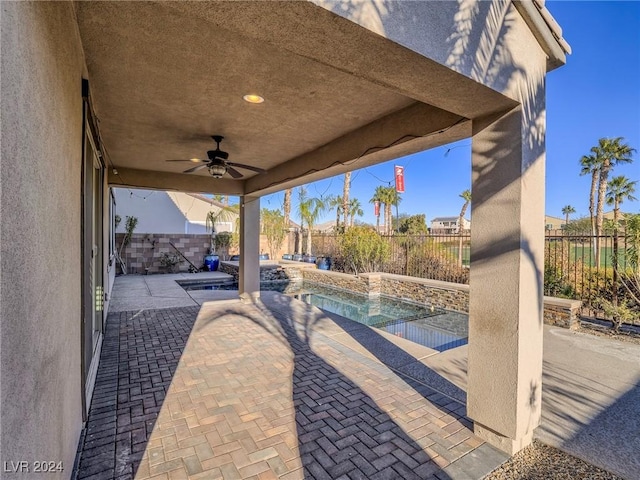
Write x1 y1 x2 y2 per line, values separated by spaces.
287 219 300 230
432 217 466 223
313 220 337 233
167 192 234 225
603 210 633 220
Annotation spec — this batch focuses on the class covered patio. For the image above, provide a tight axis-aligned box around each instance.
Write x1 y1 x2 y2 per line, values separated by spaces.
78 0 566 453
75 284 508 480
2 1 571 477
74 275 640 479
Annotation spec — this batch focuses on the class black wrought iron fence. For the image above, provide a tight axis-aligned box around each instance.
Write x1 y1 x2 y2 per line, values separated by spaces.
311 230 638 314
311 232 470 284
544 230 637 313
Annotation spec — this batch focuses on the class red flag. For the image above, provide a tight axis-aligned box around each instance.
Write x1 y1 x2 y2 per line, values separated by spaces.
394 165 405 193
374 200 380 217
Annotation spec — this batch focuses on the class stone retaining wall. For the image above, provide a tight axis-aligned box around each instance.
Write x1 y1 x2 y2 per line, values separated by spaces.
381 275 470 313
543 297 582 330
302 269 369 294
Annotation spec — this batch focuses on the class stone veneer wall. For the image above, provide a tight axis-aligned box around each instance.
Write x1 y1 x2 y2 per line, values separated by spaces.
542 297 583 330
302 269 370 294
381 275 470 313
117 233 210 274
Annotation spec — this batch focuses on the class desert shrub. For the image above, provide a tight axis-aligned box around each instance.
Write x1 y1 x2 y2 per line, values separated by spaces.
336 226 390 275
387 235 469 283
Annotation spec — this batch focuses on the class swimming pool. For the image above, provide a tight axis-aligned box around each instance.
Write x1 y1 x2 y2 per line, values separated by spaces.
177 280 468 351
292 283 468 352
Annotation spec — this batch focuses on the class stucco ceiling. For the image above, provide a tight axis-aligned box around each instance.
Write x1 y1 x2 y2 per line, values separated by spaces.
74 1 514 196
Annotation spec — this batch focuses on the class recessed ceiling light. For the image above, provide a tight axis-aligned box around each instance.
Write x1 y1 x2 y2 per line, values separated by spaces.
243 94 264 104
190 158 201 163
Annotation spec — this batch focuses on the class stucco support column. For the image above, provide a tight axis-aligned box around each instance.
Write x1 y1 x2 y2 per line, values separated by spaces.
468 106 545 454
239 195 260 301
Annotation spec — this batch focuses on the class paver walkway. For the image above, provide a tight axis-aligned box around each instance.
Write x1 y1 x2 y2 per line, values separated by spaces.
75 291 506 480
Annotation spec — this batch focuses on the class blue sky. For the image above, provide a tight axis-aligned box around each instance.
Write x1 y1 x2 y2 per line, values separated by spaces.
261 1 640 226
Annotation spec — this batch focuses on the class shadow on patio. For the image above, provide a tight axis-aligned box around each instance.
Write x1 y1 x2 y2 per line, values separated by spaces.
74 291 505 480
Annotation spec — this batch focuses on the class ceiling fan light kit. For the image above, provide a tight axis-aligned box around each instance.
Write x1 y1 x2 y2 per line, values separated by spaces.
165 135 266 179
208 163 227 178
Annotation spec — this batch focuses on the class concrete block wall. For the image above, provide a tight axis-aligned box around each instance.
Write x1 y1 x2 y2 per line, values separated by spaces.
117 233 210 274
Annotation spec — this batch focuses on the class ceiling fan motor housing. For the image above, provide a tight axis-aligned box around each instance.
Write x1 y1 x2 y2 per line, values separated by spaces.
207 149 228 160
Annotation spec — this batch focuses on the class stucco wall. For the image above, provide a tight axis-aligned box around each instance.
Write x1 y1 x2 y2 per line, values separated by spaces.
1 3 85 478
314 0 547 101
113 188 206 234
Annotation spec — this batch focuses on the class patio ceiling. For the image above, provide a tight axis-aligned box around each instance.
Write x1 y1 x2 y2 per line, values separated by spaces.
75 1 517 196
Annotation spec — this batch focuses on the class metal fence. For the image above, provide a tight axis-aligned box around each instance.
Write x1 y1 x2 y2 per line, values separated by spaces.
312 233 470 284
311 231 638 311
544 230 636 311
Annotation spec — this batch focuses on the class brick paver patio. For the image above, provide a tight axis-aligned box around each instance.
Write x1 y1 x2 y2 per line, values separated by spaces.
74 292 505 480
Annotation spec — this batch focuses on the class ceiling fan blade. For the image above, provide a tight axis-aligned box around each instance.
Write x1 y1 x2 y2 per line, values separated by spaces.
226 166 244 179
227 162 266 174
183 164 208 174
166 158 207 163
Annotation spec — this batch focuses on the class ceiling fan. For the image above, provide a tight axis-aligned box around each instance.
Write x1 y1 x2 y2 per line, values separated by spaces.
166 135 265 178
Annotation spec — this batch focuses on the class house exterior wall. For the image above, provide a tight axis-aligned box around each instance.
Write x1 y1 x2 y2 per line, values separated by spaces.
1 2 86 478
316 0 547 103
431 218 470 233
113 188 201 234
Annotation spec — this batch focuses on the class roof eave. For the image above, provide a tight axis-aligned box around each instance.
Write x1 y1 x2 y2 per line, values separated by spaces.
513 0 571 72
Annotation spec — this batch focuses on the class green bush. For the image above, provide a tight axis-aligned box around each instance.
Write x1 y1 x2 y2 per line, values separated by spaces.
337 226 390 275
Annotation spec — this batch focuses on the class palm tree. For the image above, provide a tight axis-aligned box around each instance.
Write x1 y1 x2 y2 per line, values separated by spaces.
297 187 326 254
561 205 575 228
283 188 292 251
580 153 599 257
327 195 343 232
348 198 364 227
590 137 635 265
457 190 471 267
283 188 292 227
606 175 637 316
342 172 351 230
378 186 401 235
606 176 637 229
206 204 239 253
212 194 230 206
370 186 385 233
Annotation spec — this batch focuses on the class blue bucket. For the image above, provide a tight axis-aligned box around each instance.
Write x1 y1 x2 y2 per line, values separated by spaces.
204 254 219 271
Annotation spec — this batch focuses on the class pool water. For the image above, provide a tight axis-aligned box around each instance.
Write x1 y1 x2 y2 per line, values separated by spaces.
292 284 468 352
177 280 468 351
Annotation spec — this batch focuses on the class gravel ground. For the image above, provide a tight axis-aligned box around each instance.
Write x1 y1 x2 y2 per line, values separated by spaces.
484 324 638 479
485 440 623 479
579 320 640 345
